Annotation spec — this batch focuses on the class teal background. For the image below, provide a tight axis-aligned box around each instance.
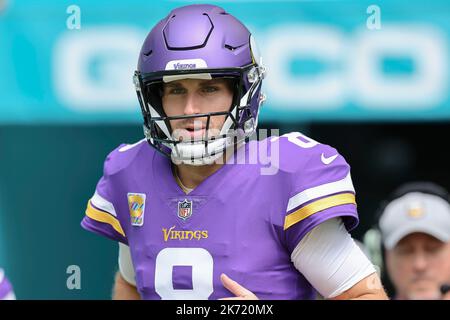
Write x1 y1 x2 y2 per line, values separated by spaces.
0 125 141 298
0 0 449 123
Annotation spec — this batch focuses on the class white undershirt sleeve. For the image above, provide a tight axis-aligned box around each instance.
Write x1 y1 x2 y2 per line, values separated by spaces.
291 217 376 299
118 242 136 286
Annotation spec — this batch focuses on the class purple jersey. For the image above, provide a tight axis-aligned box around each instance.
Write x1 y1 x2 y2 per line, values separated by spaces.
81 132 358 299
0 269 15 300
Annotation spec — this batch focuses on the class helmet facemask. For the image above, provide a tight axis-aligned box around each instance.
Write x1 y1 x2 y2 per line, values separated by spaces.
134 63 265 165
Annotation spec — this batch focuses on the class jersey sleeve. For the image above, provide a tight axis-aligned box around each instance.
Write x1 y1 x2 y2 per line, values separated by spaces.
0 269 15 300
277 133 359 253
81 145 129 245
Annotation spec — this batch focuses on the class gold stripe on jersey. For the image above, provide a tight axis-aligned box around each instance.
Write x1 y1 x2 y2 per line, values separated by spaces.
284 193 356 230
85 201 125 237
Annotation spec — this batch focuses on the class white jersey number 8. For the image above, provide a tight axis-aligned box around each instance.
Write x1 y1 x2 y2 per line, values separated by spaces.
155 247 214 300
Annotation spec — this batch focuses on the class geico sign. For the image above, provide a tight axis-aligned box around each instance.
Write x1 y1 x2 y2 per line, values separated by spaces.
263 24 447 111
53 26 142 111
53 24 448 112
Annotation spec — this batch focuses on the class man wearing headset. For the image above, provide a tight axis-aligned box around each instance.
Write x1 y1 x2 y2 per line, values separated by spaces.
377 182 450 300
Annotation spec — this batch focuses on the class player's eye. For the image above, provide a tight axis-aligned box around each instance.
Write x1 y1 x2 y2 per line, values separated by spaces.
167 87 186 95
201 86 219 93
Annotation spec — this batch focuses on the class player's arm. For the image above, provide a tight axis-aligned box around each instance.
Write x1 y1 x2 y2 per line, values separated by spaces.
278 136 387 299
291 218 388 300
221 218 388 300
112 272 140 300
113 243 140 300
81 144 139 299
220 271 387 300
330 272 387 300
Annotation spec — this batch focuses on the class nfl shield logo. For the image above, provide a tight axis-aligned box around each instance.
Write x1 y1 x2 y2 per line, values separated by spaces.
178 199 193 220
127 193 146 226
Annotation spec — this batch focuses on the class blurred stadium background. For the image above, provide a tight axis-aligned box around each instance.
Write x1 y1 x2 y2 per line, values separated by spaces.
0 0 449 299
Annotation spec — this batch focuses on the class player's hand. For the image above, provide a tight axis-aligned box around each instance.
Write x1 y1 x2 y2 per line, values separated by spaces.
219 273 259 300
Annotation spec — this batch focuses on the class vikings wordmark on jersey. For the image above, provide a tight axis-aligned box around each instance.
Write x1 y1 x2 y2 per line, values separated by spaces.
81 132 359 299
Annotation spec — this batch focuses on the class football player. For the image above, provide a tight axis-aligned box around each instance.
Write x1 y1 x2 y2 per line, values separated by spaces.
0 268 15 300
81 4 387 300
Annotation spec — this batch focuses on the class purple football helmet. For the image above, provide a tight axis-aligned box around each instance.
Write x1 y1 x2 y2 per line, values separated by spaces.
133 4 266 165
